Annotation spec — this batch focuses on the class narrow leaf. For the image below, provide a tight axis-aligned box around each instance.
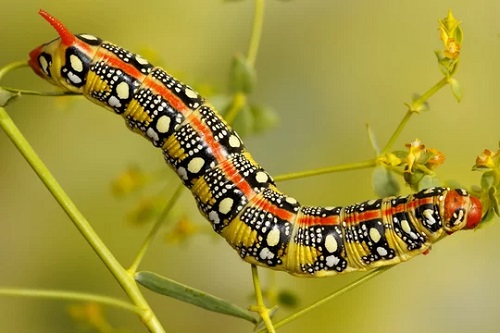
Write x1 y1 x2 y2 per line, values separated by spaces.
136 271 256 323
449 78 463 102
366 123 380 155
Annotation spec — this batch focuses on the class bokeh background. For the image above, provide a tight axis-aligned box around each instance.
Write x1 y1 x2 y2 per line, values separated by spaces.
0 0 499 332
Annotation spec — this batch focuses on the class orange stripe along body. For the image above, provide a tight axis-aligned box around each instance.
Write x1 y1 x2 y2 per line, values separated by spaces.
28 10 482 277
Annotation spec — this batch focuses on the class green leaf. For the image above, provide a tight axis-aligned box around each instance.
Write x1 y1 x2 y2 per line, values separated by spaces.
372 166 400 197
477 187 499 229
231 104 253 137
443 179 464 190
417 174 441 190
434 51 449 75
489 186 499 216
481 171 496 190
409 94 429 112
277 290 299 308
135 271 256 323
229 54 256 94
250 105 279 133
404 170 425 191
449 78 463 102
0 88 20 107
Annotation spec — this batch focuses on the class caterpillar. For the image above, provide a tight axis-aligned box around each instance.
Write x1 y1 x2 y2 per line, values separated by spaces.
28 10 482 277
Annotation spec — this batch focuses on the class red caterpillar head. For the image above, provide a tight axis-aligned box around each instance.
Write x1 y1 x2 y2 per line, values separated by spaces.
444 189 482 232
28 10 102 92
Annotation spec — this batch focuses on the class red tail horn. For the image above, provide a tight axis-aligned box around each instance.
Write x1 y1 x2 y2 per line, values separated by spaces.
38 10 76 46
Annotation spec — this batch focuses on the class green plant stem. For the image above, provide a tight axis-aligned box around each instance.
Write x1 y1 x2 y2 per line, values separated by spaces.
0 61 79 98
273 159 376 182
223 0 264 125
0 106 165 333
247 0 265 67
223 91 246 125
258 267 390 332
250 265 276 333
128 183 184 274
0 61 27 79
382 76 449 154
2 86 80 97
0 288 141 315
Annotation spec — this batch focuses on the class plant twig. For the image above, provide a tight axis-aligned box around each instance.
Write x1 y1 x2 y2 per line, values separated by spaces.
381 76 449 154
0 106 165 333
128 183 184 274
0 288 141 315
258 267 390 332
250 265 276 333
273 159 376 182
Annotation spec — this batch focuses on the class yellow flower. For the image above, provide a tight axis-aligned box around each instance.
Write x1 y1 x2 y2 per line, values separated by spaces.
68 303 115 332
404 139 425 173
475 149 499 169
438 10 463 60
127 196 164 225
425 147 446 170
165 216 198 244
377 153 402 167
443 38 461 59
111 167 148 197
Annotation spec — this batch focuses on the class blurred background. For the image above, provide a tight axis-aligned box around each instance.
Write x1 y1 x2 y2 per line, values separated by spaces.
0 0 499 332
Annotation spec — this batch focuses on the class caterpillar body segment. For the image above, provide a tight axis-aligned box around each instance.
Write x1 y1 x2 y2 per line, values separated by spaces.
28 10 482 277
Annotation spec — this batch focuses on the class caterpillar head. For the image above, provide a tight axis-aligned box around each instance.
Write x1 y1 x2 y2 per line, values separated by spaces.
444 189 482 232
28 10 102 92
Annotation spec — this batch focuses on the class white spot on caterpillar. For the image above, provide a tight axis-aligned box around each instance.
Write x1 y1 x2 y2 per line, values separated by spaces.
184 87 198 99
135 55 149 65
228 135 240 148
326 255 340 267
146 128 159 141
266 227 280 247
377 247 388 256
69 54 83 72
187 157 205 174
67 72 82 84
423 209 436 225
259 247 274 260
453 209 465 224
79 34 99 41
218 197 234 215
108 96 121 108
38 55 49 75
116 81 130 99
208 211 220 224
401 220 411 234
324 234 338 253
369 227 381 243
177 167 188 180
255 171 268 184
285 197 297 205
156 115 171 134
